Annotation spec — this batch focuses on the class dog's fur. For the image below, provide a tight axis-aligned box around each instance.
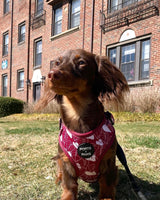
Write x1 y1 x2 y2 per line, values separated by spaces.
35 49 129 200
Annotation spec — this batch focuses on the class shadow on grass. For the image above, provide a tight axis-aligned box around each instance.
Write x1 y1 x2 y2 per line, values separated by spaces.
78 170 160 200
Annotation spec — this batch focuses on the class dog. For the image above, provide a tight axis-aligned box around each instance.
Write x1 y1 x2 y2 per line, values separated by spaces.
35 49 129 200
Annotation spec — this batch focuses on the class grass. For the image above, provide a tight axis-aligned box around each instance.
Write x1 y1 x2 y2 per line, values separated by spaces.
0 113 160 200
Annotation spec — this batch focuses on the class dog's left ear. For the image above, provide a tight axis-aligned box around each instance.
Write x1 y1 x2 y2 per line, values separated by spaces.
94 55 129 101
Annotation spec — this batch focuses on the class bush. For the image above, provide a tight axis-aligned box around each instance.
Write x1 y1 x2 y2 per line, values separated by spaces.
0 97 24 117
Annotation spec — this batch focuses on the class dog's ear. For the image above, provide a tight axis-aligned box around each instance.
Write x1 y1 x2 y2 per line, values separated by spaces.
34 78 57 111
94 55 129 103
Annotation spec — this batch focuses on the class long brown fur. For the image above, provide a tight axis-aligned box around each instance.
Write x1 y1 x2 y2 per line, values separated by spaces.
35 49 129 200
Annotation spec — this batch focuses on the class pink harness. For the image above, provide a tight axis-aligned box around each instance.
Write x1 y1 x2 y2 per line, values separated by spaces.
59 116 115 183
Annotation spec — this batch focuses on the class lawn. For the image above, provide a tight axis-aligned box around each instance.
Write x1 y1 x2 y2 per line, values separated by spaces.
0 113 160 200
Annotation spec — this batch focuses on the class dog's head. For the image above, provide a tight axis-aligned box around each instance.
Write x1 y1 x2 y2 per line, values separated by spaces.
35 49 129 109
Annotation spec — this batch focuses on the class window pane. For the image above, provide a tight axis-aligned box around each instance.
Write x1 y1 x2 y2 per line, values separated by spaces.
123 0 137 7
5 34 9 45
72 0 80 14
71 0 80 28
35 40 42 66
4 0 9 14
3 75 8 96
71 12 80 28
54 7 62 35
55 7 62 22
19 24 25 42
54 21 62 35
140 40 150 79
21 25 25 35
111 0 118 12
121 43 135 81
109 48 116 64
3 33 9 55
37 0 43 14
36 40 42 54
18 71 24 88
35 53 42 66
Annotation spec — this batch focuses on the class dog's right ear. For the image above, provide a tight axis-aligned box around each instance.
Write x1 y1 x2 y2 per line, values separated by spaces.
34 78 56 111
94 55 129 105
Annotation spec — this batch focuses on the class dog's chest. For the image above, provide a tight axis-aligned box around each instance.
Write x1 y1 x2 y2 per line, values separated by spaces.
59 117 115 183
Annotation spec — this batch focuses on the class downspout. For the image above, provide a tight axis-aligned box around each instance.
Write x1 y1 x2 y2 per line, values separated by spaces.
100 0 104 55
90 0 95 53
82 0 86 49
9 0 14 97
26 0 31 103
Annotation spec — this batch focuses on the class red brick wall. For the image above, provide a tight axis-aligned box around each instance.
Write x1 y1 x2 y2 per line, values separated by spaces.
0 0 159 104
101 1 160 87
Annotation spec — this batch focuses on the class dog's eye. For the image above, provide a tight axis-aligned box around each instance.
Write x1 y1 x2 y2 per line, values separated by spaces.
78 60 86 66
55 60 61 66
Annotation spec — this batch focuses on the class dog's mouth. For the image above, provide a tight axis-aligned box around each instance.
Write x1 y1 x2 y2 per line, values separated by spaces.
49 83 79 95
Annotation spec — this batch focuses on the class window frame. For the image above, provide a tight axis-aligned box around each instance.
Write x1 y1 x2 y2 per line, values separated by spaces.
2 31 9 56
2 74 8 96
17 69 24 90
34 38 42 68
107 36 151 82
68 0 81 29
18 22 25 44
52 4 62 36
139 39 150 80
4 0 9 15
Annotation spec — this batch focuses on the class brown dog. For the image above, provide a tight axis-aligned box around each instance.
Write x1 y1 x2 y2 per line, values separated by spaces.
35 49 129 200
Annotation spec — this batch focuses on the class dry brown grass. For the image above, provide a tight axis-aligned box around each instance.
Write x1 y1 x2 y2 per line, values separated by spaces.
104 87 160 113
24 100 59 114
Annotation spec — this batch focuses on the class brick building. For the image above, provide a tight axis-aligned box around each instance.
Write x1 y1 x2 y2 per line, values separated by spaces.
0 0 160 103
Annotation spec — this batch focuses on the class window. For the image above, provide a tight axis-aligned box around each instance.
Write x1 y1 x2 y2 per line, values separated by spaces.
17 70 24 89
108 38 150 82
3 32 9 56
36 0 43 15
2 74 8 96
53 5 62 35
121 43 135 81
34 39 42 67
18 22 25 43
69 0 80 28
108 0 140 13
4 0 9 14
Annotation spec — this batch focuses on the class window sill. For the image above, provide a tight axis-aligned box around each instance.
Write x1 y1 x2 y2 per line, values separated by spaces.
3 12 10 17
18 41 25 46
51 26 80 41
33 65 42 70
128 79 153 87
2 54 8 58
17 88 24 92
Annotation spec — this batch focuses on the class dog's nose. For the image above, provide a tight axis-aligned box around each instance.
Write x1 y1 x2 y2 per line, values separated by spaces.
48 69 62 80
